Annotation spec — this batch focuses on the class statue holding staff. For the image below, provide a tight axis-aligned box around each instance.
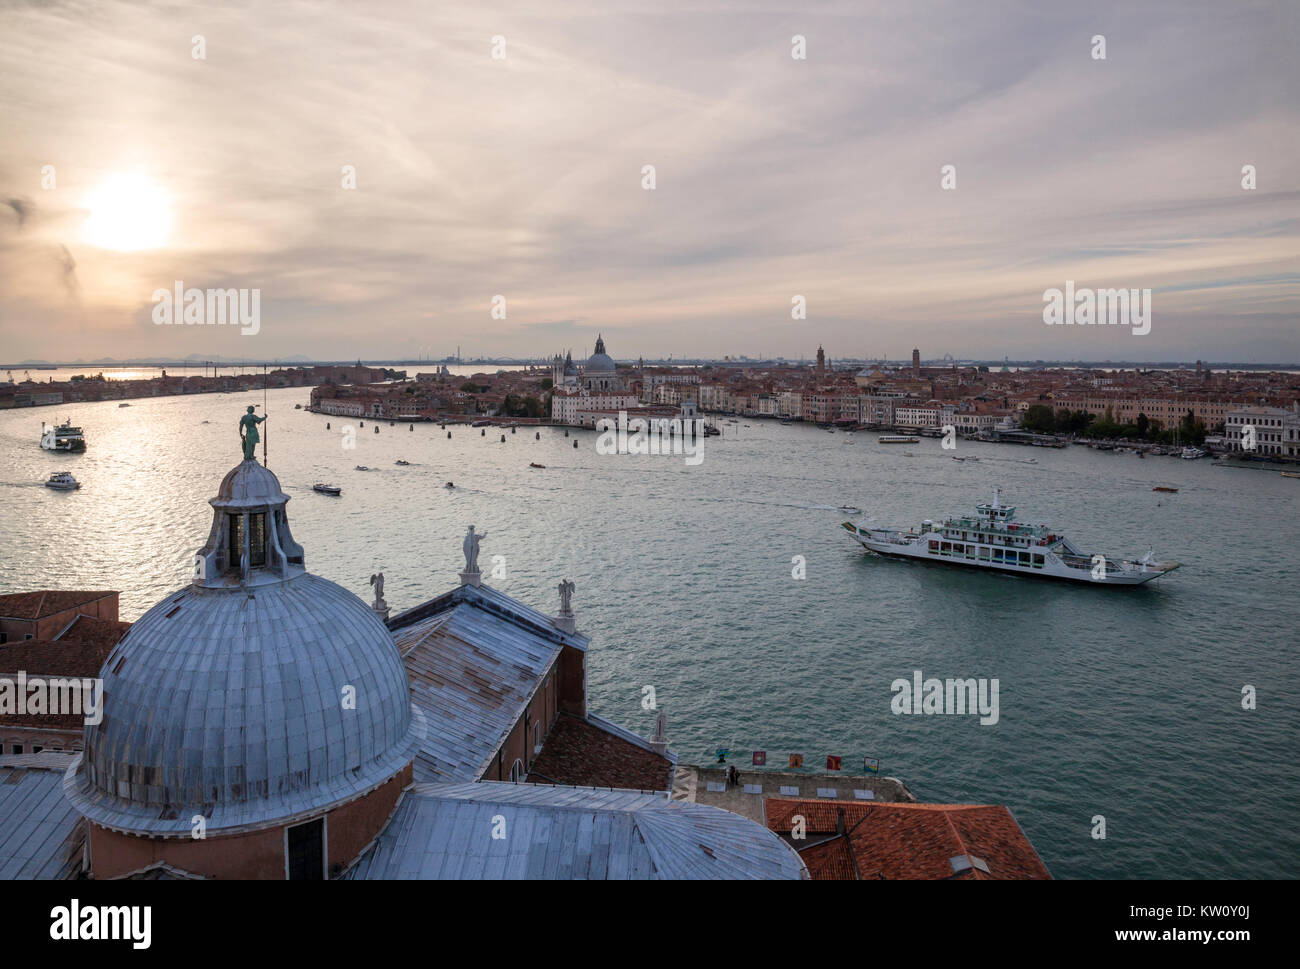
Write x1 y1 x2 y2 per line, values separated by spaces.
239 406 266 462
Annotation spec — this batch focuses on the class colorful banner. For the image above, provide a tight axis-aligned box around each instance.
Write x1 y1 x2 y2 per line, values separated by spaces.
752 750 766 766
788 753 804 768
864 757 880 773
826 755 842 771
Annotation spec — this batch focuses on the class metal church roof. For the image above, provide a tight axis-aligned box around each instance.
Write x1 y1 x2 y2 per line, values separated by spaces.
391 584 584 783
0 754 84 879
345 781 808 880
65 572 423 836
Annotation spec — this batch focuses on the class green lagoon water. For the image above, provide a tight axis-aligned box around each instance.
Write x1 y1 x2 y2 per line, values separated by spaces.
2 387 1297 878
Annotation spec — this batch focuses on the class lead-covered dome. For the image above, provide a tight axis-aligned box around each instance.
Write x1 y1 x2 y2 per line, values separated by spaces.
65 455 421 835
585 333 615 372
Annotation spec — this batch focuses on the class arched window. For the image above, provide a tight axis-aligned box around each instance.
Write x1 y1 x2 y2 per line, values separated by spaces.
509 758 525 783
533 720 543 755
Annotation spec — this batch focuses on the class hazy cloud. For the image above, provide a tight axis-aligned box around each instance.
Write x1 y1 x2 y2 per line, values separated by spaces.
0 0 1296 362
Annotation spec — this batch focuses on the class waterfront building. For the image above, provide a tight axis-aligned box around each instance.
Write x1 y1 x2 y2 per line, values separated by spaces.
1224 403 1300 457
697 383 731 411
776 391 803 419
313 397 372 417
640 370 701 405
551 390 640 426
1053 395 1238 431
894 400 955 430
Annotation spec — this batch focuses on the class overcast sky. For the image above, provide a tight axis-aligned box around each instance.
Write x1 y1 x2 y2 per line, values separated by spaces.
1 0 1296 364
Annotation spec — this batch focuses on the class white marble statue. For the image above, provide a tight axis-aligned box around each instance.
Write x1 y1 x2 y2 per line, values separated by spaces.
558 578 575 616
463 525 486 573
369 572 385 606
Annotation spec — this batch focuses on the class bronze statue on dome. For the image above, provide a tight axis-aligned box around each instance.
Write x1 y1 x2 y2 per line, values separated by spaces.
239 406 266 461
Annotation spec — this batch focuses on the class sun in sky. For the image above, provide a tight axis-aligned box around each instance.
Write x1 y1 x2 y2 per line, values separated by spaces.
82 173 171 250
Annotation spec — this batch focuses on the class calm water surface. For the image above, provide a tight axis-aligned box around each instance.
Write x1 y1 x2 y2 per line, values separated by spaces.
2 389 1297 879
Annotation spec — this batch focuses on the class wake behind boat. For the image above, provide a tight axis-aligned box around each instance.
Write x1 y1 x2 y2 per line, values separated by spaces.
842 488 1179 586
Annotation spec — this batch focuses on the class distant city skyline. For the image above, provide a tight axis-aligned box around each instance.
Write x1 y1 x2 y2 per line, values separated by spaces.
2 1 1296 363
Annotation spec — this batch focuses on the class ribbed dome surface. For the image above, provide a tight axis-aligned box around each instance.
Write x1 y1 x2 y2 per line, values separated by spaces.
66 573 421 834
215 459 289 507
585 352 615 372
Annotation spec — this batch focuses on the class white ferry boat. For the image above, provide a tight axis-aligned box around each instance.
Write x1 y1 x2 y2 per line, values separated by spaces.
878 435 919 444
40 420 86 452
842 489 1180 585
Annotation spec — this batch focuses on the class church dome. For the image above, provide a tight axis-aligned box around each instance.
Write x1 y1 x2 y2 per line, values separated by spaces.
214 460 289 507
585 334 615 373
65 456 422 836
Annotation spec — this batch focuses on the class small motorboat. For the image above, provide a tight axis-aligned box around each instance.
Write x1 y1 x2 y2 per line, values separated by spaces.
45 471 80 490
444 481 455 489
313 483 342 495
529 462 546 469
355 465 370 471
1152 486 1179 493
294 404 302 409
395 460 411 466
1280 472 1300 479
118 402 130 407
838 505 862 515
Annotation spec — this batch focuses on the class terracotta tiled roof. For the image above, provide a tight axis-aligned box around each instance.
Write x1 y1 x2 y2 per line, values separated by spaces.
798 836 861 880
54 615 131 649
766 798 1050 880
0 638 116 678
0 590 116 620
0 637 117 730
527 711 674 792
